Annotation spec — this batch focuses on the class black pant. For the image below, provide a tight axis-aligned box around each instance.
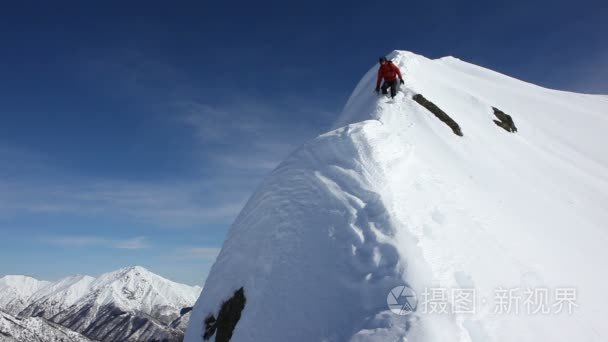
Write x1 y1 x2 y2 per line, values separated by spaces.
381 79 398 98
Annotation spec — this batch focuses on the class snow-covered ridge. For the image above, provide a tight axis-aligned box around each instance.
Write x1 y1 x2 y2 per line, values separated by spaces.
186 50 608 341
19 275 95 319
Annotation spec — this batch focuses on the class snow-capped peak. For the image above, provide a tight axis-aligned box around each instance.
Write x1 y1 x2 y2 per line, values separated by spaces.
85 265 200 313
46 266 202 341
0 275 50 315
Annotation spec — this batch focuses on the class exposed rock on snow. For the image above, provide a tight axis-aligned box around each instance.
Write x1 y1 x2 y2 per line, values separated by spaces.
412 93 463 136
170 308 194 332
202 287 246 342
492 106 518 132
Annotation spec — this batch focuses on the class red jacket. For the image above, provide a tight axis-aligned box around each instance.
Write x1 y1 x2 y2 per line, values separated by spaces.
376 61 403 88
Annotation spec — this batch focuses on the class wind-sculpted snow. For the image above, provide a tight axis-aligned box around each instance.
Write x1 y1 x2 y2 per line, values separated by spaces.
187 50 608 341
190 119 417 340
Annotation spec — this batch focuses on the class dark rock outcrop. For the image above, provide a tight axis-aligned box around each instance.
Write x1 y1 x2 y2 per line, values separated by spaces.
203 287 246 342
492 107 517 133
412 94 463 136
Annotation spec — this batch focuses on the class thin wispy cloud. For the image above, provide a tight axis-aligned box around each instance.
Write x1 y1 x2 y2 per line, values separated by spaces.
82 51 332 178
213 154 280 173
44 236 150 250
176 102 232 143
0 178 247 226
175 247 222 261
0 145 248 226
173 98 329 179
112 236 149 250
173 100 287 143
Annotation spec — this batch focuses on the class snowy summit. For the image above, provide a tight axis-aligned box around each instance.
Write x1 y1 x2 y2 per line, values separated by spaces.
186 51 608 342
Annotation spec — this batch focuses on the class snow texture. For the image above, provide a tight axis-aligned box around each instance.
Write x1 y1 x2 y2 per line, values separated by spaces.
186 51 608 341
0 276 50 316
48 266 201 341
20 275 95 319
0 310 92 342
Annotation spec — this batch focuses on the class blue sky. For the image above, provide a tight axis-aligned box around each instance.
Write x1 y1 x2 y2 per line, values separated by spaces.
0 0 606 285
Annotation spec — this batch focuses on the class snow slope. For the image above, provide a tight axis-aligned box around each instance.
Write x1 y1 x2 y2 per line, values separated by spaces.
186 51 608 341
0 276 50 316
0 310 91 342
77 266 199 317
19 275 95 319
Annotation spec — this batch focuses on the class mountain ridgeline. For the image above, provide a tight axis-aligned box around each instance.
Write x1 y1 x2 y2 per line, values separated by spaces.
0 266 201 342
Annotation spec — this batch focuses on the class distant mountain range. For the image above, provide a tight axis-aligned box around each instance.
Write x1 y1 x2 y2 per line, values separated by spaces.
0 266 201 341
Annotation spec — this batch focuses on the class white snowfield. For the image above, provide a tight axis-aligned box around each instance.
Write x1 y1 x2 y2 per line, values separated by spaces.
186 50 608 342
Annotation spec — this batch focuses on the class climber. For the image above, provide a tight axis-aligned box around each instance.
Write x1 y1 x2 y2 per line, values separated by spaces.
375 57 404 98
